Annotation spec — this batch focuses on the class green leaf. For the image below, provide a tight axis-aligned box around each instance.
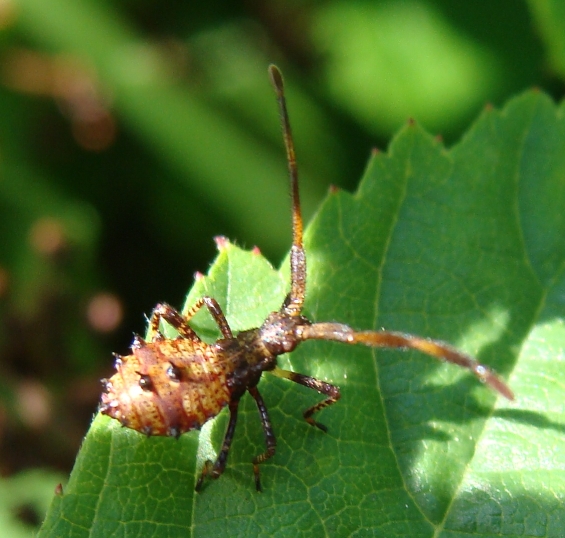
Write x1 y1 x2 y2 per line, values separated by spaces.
311 1 500 136
528 0 565 80
0 470 65 538
39 90 565 537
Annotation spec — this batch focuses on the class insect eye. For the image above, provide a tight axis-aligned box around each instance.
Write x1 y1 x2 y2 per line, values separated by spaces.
138 374 154 391
166 363 182 381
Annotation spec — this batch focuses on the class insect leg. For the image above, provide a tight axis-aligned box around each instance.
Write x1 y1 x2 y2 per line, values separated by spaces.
147 297 233 342
195 398 240 491
248 386 276 492
147 303 198 341
299 322 514 400
270 367 341 432
184 297 233 338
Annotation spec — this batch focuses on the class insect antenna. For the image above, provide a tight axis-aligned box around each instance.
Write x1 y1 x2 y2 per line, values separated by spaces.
269 65 306 316
299 323 515 400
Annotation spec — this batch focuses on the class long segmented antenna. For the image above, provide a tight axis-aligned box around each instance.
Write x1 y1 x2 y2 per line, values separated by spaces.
269 65 306 316
299 323 515 400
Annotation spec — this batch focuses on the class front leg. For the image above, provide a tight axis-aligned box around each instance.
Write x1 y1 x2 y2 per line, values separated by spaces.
147 297 233 342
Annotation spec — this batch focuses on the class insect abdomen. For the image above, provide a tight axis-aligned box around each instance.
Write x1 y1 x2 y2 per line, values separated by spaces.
100 339 232 437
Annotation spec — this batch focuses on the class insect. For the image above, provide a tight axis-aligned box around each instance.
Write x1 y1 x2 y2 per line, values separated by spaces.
99 65 514 492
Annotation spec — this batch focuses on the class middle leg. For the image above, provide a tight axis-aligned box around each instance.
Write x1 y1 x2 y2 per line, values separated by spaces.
195 398 240 491
271 367 341 432
248 386 276 492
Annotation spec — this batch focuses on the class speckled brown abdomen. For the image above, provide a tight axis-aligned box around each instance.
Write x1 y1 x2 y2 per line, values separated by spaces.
100 335 232 438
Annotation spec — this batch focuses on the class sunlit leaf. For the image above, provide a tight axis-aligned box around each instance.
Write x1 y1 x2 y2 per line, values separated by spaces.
38 89 565 537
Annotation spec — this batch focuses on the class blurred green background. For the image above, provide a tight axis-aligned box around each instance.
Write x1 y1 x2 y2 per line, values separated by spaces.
0 0 563 534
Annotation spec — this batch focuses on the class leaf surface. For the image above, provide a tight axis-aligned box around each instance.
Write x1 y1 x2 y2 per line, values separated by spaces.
40 90 565 537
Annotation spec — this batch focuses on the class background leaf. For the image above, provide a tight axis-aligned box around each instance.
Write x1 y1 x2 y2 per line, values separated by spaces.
39 89 565 537
529 0 565 81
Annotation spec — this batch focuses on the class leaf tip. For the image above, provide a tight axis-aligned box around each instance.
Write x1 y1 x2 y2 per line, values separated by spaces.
214 235 229 250
328 184 340 195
